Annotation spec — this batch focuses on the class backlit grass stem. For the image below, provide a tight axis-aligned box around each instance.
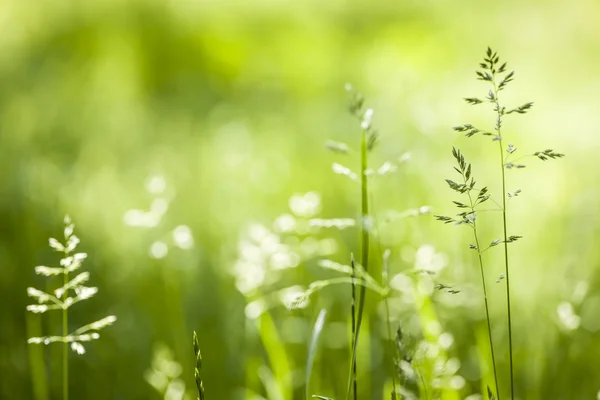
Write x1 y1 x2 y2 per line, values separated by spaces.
344 85 375 400
25 216 117 400
449 47 564 398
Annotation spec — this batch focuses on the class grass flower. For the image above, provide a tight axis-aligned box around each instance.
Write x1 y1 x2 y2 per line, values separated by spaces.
26 216 116 400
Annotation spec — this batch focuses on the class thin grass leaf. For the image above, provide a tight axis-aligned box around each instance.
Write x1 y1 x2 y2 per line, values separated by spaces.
305 309 327 400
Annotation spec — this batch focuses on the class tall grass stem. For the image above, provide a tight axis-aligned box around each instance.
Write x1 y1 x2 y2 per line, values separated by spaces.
346 125 370 400
497 139 514 398
491 76 515 398
466 189 500 399
62 256 69 400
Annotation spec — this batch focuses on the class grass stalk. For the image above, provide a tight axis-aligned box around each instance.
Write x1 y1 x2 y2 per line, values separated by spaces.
62 250 69 400
372 195 397 399
345 118 370 400
350 255 357 400
383 297 397 398
497 140 514 399
193 331 205 400
451 47 563 397
491 76 514 400
466 186 500 399
26 216 116 400
436 143 505 399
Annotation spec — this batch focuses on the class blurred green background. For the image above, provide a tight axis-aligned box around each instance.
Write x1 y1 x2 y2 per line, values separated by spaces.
1 0 600 399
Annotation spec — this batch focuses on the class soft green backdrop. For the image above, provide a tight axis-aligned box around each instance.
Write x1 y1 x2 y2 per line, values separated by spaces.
1 0 599 399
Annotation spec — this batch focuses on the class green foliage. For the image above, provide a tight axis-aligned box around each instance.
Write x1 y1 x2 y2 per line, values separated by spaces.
0 2 592 399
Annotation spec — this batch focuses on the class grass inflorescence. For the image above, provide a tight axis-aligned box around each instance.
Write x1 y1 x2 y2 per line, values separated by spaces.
437 47 564 399
26 216 117 400
193 331 205 400
20 48 567 400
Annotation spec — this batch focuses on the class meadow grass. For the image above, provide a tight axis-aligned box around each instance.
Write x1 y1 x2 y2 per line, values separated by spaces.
22 48 566 400
438 47 564 399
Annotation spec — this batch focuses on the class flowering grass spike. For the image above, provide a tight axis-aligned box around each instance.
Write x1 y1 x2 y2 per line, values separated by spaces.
26 216 116 400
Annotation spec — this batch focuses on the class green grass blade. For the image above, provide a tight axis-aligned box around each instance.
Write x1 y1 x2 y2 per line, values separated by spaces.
306 309 327 400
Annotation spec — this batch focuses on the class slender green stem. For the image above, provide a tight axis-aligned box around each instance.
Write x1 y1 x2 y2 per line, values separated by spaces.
350 257 357 400
498 140 514 398
346 127 369 400
383 297 397 398
193 331 205 400
491 76 514 399
466 190 500 400
62 259 69 400
476 233 500 399
371 192 397 399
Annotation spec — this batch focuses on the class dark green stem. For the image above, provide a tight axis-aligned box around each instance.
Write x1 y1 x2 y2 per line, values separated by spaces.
350 256 357 400
346 127 369 400
384 297 397 398
62 254 69 400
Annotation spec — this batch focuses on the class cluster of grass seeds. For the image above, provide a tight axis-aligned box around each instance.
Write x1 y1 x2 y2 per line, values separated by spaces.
435 147 500 397
26 216 117 400
436 47 564 399
193 331 205 400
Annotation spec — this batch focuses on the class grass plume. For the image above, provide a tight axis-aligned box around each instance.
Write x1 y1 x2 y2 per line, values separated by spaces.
26 216 116 400
449 47 564 398
435 147 500 398
343 84 376 400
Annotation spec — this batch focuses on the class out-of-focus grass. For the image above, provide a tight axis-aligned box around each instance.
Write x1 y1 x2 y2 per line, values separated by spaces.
1 0 600 399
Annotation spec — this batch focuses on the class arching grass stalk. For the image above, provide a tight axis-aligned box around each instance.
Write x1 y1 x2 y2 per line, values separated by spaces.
451 47 564 398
